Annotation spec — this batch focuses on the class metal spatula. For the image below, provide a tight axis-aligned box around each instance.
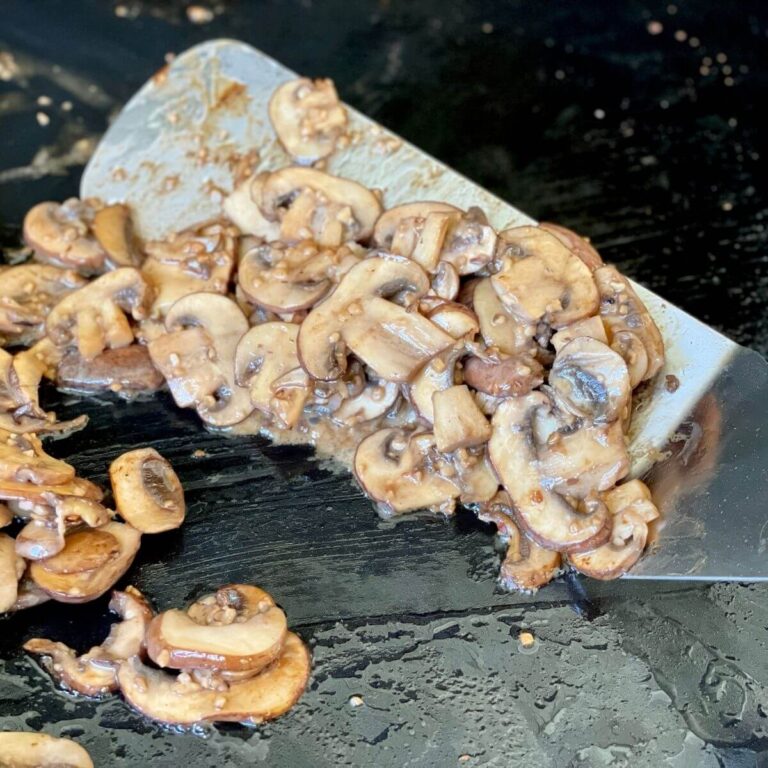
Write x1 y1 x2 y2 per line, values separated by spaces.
80 39 768 581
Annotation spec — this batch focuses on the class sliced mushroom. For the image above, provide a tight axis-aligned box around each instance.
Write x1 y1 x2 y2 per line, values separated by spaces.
45 267 151 360
269 77 347 164
539 222 604 271
372 202 461 250
1 531 25 612
469 277 537 356
8 340 62 419
595 265 665 385
424 301 479 339
439 207 497 275
0 502 11 528
453 447 499 504
354 428 460 515
150 293 252 426
0 732 93 768
477 493 562 591
569 480 659 579
0 473 102 505
223 173 282 241
24 198 107 274
298 255 451 381
488 393 610 552
550 315 607 352
91 203 142 268
109 448 185 533
332 377 399 426
0 431 75 485
549 337 631 423
463 352 544 398
491 226 599 329
11 577 52 612
408 346 462 423
432 385 491 453
118 631 310 725
29 521 141 604
254 167 382 246
0 411 88 436
147 585 287 672
24 586 153 695
431 261 460 300
142 222 237 322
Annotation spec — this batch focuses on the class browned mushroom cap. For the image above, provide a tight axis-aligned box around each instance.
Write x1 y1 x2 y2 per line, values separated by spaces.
0 531 25 612
255 167 383 246
550 315 608 353
477 494 561 591
24 198 107 275
24 586 153 695
549 337 631 423
595 265 665 385
488 393 610 552
408 346 462 423
432 385 491 454
152 292 253 426
332 377 399 426
141 221 237 322
45 267 152 360
539 222 604 271
372 202 461 252
29 521 141 603
91 203 143 268
463 353 544 398
424 301 479 339
354 428 460 515
0 732 93 768
0 431 75 485
269 77 348 164
569 480 659 580
146 585 288 673
110 448 185 533
56 345 164 396
538 420 629 498
298 255 452 381
468 278 537 357
0 263 86 346
491 227 599 329
118 631 310 725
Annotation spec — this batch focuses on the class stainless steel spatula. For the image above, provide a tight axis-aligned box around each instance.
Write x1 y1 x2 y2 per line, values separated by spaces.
80 40 768 581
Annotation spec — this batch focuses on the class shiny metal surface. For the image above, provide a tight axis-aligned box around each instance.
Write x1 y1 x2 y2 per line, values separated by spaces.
81 40 768 580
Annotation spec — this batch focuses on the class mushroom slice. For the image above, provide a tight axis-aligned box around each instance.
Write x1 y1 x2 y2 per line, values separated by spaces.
549 337 631 423
259 167 383 246
141 222 237 322
539 222 604 271
538 420 629 498
454 448 499 504
595 265 665 384
354 428 460 515
91 203 142 268
488 393 610 552
431 261 460 300
332 378 399 426
0 502 11 528
11 577 51 612
551 315 608 352
0 412 88 436
45 267 152 360
24 586 153 695
439 207 497 275
23 198 107 274
157 292 253 426
477 494 561 591
469 278 536 357
0 476 102 505
569 480 660 580
432 385 491 453
0 431 75 485
269 77 347 164
29 521 141 604
118 631 310 725
223 173 282 240
147 585 288 673
491 227 599 328
425 302 479 340
110 448 185 533
297 255 434 380
372 202 461 251
463 353 544 398
1 532 25 612
0 732 93 768
408 346 462 423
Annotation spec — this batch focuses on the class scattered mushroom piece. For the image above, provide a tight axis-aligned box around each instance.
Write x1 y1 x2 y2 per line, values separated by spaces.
110 448 185 533
0 475 103 505
539 222 604 271
147 585 288 673
431 261 460 301
0 732 93 768
91 203 143 268
549 337 631 422
332 376 399 426
223 172 282 241
24 586 153 695
439 207 497 275
569 480 660 579
408 346 462 423
463 353 544 398
0 431 75 485
551 315 608 352
488 393 610 552
0 531 25 612
372 202 461 251
118 631 310 726
432 385 491 453
29 521 141 604
45 267 152 360
453 448 499 504
491 226 599 328
269 77 347 164
354 428 460 515
23 198 107 275
0 502 11 528
11 577 51 612
424 301 479 339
